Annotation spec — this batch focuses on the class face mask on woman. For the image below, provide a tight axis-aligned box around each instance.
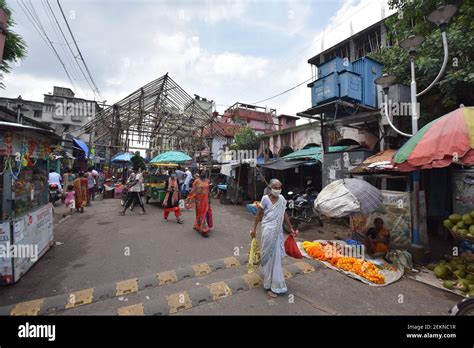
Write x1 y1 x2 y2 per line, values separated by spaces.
271 188 281 197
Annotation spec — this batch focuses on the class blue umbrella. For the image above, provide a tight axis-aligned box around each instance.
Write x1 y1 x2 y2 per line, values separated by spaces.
150 151 192 164
111 152 133 163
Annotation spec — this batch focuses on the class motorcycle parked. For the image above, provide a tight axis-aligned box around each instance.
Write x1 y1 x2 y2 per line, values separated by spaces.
286 186 323 229
450 296 474 315
49 183 61 206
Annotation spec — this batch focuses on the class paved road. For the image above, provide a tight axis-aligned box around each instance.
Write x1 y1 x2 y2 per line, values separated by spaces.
0 197 462 315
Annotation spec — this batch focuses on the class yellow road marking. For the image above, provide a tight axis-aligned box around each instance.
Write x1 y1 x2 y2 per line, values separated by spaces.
117 303 144 316
207 281 233 301
294 261 315 274
192 263 212 276
10 299 45 316
65 288 94 309
157 270 178 285
167 291 192 314
222 256 240 268
116 278 139 296
241 272 263 289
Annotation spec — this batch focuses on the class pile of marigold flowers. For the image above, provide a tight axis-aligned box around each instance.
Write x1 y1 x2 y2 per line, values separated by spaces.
302 241 385 284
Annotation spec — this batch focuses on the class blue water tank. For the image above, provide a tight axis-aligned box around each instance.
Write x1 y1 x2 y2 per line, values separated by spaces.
311 72 339 106
351 57 383 108
338 71 362 104
317 56 352 78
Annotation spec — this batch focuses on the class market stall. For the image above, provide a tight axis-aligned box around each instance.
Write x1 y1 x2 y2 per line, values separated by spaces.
0 122 59 285
145 163 178 205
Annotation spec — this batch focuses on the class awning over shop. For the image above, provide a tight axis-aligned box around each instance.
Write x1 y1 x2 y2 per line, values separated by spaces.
73 138 89 155
281 146 348 161
258 158 310 171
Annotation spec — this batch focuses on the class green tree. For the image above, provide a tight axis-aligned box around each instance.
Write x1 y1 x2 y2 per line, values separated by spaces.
369 0 474 124
0 0 28 88
131 151 146 170
231 126 260 150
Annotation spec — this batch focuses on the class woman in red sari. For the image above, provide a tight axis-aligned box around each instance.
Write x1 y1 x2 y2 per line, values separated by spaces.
186 171 212 236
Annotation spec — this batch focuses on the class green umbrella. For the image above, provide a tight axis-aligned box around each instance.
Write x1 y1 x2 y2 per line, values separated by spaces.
150 151 192 164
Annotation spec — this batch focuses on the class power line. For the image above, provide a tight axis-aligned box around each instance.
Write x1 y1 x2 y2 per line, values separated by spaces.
44 0 95 98
40 0 89 97
56 0 105 102
17 0 77 91
252 76 314 104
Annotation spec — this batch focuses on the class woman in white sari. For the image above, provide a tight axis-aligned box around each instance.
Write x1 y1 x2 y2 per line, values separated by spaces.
250 179 299 298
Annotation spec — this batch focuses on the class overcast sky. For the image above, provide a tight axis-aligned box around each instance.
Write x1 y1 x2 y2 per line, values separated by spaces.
2 0 395 117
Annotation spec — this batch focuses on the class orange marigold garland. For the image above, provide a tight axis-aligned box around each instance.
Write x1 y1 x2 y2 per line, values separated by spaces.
302 241 385 284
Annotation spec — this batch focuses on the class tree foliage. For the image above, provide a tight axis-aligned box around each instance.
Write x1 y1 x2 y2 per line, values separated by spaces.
369 0 474 123
0 0 28 88
231 126 260 150
131 151 146 170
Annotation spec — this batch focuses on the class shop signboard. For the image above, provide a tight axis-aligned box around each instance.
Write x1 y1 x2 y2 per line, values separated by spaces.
12 204 53 282
0 221 13 284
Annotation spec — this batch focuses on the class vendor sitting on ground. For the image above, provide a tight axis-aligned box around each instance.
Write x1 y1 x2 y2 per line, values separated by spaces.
365 218 390 256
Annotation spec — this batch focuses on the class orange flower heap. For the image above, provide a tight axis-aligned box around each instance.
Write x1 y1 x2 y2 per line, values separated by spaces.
302 241 385 284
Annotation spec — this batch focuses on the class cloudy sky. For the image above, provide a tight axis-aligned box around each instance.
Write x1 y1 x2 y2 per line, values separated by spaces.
3 0 395 118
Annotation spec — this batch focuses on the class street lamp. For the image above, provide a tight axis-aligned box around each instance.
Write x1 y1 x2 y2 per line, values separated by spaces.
375 4 457 247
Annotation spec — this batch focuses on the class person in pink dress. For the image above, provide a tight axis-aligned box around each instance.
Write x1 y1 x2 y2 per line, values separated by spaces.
63 184 76 217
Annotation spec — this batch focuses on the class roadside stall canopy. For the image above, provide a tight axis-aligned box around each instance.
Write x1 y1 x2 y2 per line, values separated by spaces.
150 151 192 164
281 146 348 161
73 138 92 159
258 158 309 171
393 106 474 171
111 152 133 163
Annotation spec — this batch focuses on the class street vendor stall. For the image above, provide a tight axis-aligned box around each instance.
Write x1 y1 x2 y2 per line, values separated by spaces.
145 163 178 205
0 122 59 285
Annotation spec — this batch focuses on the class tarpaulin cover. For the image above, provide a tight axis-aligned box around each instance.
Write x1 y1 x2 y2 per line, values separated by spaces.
281 146 348 161
315 178 382 217
258 158 309 170
73 138 89 154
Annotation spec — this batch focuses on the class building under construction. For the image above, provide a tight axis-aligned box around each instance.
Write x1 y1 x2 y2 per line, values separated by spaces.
77 73 226 164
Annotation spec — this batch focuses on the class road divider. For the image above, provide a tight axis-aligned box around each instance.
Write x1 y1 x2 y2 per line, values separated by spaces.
0 255 248 316
117 261 316 316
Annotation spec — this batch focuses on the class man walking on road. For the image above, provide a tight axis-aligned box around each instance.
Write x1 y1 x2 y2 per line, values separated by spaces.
183 167 192 197
119 167 146 215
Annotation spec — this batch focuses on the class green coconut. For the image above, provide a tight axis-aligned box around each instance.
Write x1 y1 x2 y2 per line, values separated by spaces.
463 214 473 225
449 214 462 223
443 219 454 229
443 280 454 289
434 264 450 279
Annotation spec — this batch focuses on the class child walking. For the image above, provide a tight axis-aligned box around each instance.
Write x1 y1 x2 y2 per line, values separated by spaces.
63 185 76 217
